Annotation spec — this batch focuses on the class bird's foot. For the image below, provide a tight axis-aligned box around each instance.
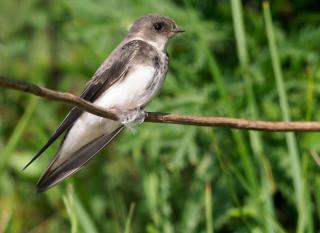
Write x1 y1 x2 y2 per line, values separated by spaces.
115 107 146 133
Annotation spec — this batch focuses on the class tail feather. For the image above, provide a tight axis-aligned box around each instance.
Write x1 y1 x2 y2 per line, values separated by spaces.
36 126 124 192
23 107 83 170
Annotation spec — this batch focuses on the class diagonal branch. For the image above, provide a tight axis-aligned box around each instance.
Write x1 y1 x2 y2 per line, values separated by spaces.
1 76 320 132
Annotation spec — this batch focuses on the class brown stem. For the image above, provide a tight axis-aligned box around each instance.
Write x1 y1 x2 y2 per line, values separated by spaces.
1 76 320 132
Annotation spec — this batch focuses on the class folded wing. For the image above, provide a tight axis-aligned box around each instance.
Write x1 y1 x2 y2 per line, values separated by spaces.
23 40 142 170
36 126 124 192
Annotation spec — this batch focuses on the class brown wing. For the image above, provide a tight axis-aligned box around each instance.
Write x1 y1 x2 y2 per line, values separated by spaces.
23 40 142 170
36 126 124 192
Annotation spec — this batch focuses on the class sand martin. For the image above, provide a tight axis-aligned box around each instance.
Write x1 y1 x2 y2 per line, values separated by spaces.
24 14 184 192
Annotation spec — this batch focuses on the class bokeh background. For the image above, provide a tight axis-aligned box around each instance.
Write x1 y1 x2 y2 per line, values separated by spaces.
1 0 320 232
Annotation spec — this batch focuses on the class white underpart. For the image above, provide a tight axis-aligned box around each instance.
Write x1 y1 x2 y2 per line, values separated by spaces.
131 37 166 52
97 65 159 108
58 63 165 161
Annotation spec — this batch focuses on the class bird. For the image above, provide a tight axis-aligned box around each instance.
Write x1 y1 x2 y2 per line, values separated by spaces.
23 14 185 192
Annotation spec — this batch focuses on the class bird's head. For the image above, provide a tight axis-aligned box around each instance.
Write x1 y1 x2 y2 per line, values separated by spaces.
128 14 184 51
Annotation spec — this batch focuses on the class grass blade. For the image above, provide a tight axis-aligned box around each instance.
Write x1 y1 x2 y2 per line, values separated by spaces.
206 54 257 190
63 185 78 233
183 0 257 190
263 2 306 232
0 96 38 176
124 203 135 233
231 0 276 232
205 181 214 233
73 189 99 233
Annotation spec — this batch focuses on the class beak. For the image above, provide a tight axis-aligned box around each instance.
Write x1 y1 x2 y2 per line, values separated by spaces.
173 27 185 33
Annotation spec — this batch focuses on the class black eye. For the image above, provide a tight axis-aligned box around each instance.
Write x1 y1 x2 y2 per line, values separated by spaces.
153 23 163 32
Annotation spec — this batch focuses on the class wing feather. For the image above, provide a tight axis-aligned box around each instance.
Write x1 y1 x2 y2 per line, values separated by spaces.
36 126 124 192
23 40 142 170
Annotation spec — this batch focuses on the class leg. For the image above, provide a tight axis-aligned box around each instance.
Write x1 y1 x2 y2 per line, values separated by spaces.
112 107 146 133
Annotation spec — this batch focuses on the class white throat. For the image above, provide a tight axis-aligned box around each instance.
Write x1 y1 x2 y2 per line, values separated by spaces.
130 36 167 52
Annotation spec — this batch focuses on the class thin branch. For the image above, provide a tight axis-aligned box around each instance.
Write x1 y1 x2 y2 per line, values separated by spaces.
0 76 118 120
1 76 320 132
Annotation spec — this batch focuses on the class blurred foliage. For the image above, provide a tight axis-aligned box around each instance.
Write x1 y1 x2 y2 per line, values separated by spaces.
1 0 320 232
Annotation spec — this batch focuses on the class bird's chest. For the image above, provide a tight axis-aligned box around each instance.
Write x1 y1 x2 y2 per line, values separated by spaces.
95 52 168 109
145 52 168 94
132 51 168 107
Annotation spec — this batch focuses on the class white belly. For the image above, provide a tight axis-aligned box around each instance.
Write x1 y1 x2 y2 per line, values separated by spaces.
58 64 164 158
95 64 163 109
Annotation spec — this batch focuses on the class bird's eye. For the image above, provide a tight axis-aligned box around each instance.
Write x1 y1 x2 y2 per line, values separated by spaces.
153 23 163 32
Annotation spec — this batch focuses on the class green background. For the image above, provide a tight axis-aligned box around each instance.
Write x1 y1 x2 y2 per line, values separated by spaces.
1 0 320 232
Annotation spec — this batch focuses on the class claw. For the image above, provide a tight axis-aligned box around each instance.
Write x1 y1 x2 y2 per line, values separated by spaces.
114 107 146 133
123 123 137 134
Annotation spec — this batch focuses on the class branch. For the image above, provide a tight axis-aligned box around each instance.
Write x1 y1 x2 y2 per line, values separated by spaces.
1 76 320 132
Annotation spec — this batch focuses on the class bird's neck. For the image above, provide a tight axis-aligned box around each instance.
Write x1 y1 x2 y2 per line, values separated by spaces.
127 36 167 53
